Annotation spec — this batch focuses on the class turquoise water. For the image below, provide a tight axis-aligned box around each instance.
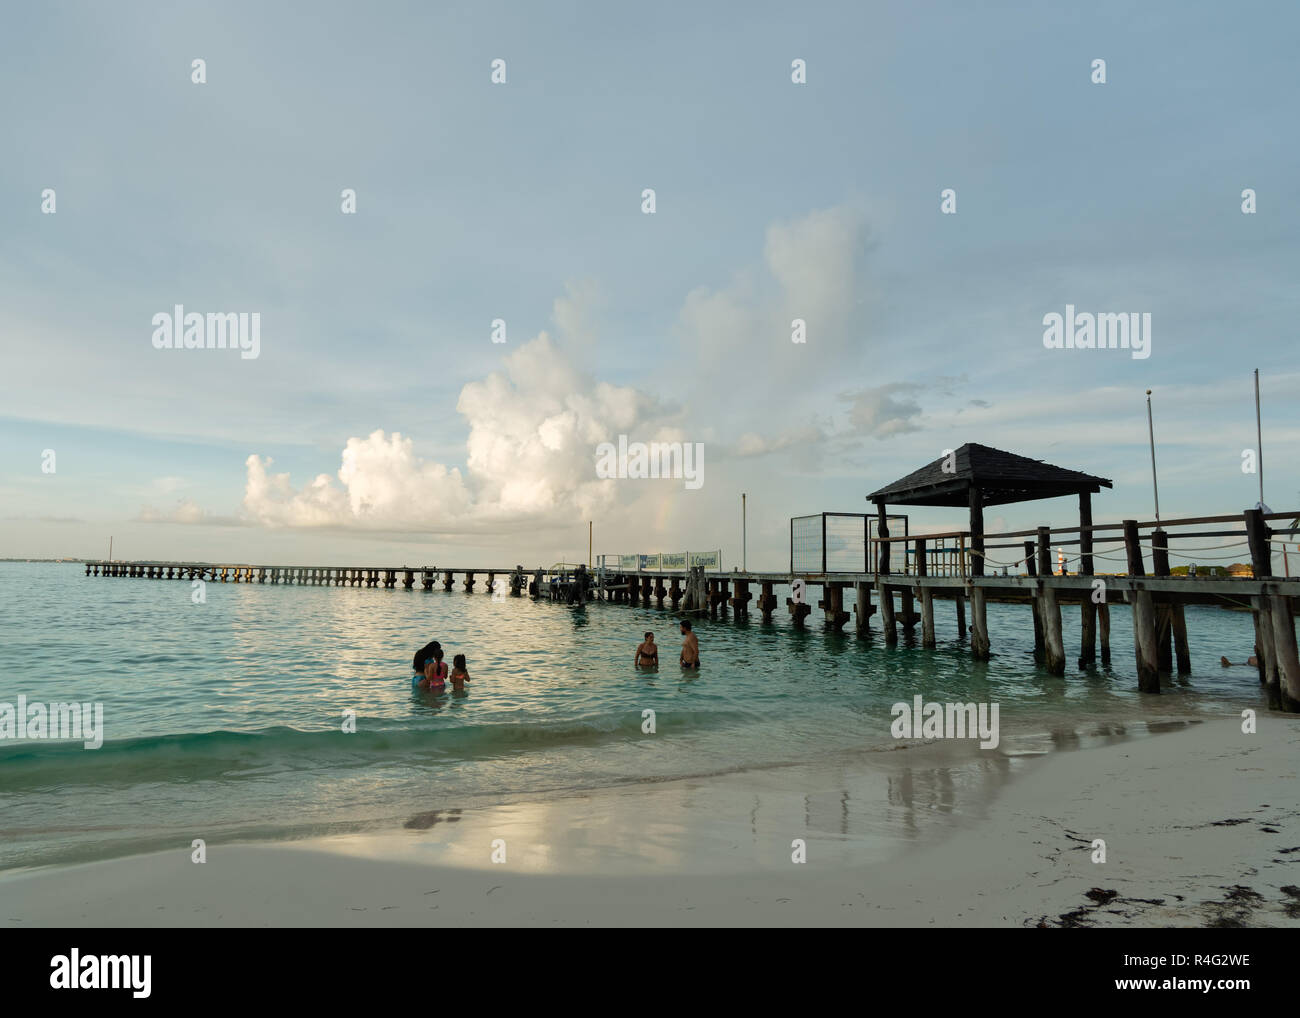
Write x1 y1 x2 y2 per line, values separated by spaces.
0 562 1267 870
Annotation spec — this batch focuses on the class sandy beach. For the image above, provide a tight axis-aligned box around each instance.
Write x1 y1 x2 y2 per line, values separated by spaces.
3 714 1296 928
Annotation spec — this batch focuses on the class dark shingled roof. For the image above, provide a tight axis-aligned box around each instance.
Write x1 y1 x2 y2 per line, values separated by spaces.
867 443 1113 508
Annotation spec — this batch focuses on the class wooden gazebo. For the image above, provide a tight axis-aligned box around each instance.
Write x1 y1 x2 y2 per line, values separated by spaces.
867 443 1113 658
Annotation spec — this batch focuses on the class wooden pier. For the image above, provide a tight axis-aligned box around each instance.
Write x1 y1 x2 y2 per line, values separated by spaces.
82 444 1300 712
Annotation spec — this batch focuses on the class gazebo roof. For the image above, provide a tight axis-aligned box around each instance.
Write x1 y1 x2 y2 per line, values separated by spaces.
867 443 1112 508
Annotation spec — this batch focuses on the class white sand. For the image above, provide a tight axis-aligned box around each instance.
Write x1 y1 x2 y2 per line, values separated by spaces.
2 715 1297 927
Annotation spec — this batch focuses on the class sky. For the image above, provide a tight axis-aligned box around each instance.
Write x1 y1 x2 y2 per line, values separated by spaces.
2 0 1297 570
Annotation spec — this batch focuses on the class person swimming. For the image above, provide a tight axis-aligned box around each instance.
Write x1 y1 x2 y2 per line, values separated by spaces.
412 640 440 683
679 619 700 669
635 631 659 667
419 645 448 691
448 654 470 692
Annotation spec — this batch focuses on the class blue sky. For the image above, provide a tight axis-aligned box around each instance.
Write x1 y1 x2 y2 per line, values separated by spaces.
2 0 1296 568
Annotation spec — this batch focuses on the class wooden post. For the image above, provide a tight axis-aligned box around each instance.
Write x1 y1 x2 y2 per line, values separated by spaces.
1078 492 1094 576
1255 595 1281 709
821 583 849 631
1040 583 1065 675
1270 594 1300 712
1245 509 1272 580
968 487 984 578
757 581 775 622
1124 520 1159 692
1099 603 1111 666
1026 537 1043 660
876 504 890 574
900 587 916 631
1151 530 1173 673
1037 527 1052 577
877 582 897 645
670 577 683 610
916 538 935 648
969 584 990 660
853 581 874 636
955 593 966 640
1076 503 1097 668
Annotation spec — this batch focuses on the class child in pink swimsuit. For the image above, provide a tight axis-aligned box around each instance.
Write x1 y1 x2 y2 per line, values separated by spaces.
420 648 448 691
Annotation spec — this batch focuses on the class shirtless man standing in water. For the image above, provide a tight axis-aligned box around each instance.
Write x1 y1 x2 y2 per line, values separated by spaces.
679 619 700 669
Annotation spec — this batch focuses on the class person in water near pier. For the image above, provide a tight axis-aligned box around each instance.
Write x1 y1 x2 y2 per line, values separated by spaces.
412 640 440 679
635 632 659 667
449 654 470 691
679 620 700 669
420 646 448 691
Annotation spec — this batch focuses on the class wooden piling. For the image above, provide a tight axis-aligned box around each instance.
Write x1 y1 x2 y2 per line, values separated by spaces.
1026 538 1043 660
1124 520 1159 693
899 587 917 632
1270 593 1300 712
757 581 775 622
730 580 750 616
969 585 990 660
1040 583 1065 676
1151 530 1174 673
1255 595 1281 708
820 583 849 631
1099 603 1111 665
877 582 897 645
916 539 935 648
955 593 966 640
853 581 874 637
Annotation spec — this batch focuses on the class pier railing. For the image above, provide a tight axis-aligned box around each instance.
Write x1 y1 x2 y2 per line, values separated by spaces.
869 509 1300 580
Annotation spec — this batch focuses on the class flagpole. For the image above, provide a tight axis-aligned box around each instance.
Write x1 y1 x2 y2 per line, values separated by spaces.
1146 389 1160 523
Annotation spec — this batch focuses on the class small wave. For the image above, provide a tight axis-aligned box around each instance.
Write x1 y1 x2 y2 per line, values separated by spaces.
0 708 754 791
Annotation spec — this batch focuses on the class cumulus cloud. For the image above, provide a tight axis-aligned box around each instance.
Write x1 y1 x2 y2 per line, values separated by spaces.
240 331 673 533
679 204 872 369
227 205 878 536
840 383 924 439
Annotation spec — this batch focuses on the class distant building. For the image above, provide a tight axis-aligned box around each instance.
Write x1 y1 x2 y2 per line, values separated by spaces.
1227 563 1254 578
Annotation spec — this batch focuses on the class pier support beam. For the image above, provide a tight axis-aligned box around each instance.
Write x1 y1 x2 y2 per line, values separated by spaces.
443 571 454 591
1099 603 1111 666
683 567 707 613
853 582 874 637
1026 540 1044 661
969 585 990 661
877 582 897 645
1270 594 1300 712
955 593 966 640
1254 595 1281 708
709 579 728 617
899 587 917 633
1125 520 1160 693
670 577 683 610
757 581 775 622
820 583 849 631
1040 583 1065 676
730 580 750 616
915 539 934 648
463 572 475 593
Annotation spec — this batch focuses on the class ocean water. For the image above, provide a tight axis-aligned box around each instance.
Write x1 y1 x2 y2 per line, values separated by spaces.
0 562 1267 870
